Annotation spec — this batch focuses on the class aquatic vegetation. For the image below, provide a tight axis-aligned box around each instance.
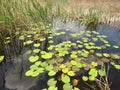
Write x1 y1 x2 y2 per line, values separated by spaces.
0 55 4 63
22 26 120 90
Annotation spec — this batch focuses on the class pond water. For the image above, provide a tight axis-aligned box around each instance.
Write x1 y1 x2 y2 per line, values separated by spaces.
0 18 120 90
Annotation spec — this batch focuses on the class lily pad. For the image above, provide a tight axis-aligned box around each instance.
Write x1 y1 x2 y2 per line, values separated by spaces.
63 83 73 90
61 75 70 83
29 55 39 62
48 70 56 76
41 53 53 59
67 71 75 76
82 76 88 81
0 55 4 63
47 78 57 86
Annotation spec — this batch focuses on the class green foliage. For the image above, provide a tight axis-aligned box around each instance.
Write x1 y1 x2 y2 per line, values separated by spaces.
0 55 4 63
41 52 53 59
47 78 57 86
48 70 56 76
29 55 39 62
82 76 88 81
61 75 70 83
63 83 73 90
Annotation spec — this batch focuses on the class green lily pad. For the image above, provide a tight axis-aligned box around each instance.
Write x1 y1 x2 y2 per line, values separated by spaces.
33 43 40 47
103 53 110 57
70 60 77 65
40 37 46 41
48 85 58 90
0 55 4 63
76 63 83 68
70 54 77 58
82 76 88 81
48 70 56 76
47 78 57 86
63 83 73 90
19 36 25 40
35 61 41 66
89 76 96 81
33 49 40 53
29 55 39 62
45 65 54 71
41 53 53 59
67 71 75 76
62 68 69 73
113 45 119 49
32 71 40 77
98 69 106 76
25 70 34 76
96 53 102 57
89 68 98 77
61 75 70 83
111 54 120 59
74 87 80 90
60 64 66 69
41 62 48 67
91 61 98 67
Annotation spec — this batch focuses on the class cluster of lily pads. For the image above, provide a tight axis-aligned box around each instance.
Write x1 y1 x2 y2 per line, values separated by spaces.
3 22 120 90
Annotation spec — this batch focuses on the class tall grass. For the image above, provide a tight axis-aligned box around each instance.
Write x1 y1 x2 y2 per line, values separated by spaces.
0 0 101 56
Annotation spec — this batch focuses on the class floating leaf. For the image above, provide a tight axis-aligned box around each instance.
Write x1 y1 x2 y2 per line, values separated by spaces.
46 65 54 71
48 85 58 90
25 70 33 76
63 83 73 90
89 76 95 81
82 76 88 81
96 53 102 57
30 65 38 70
33 43 40 47
103 53 110 58
70 54 77 58
89 68 98 77
0 55 4 63
25 40 33 45
33 49 40 53
36 68 44 73
113 45 119 49
47 78 57 86
67 71 75 76
91 61 98 67
41 53 53 59
76 63 83 68
98 69 106 76
35 61 41 66
62 68 69 73
61 75 70 83
40 37 46 41
41 62 48 67
111 54 120 59
74 87 80 90
114 65 120 70
48 70 56 76
60 64 66 69
32 71 39 77
29 55 39 62
19 36 25 40
105 44 111 47
70 60 77 65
